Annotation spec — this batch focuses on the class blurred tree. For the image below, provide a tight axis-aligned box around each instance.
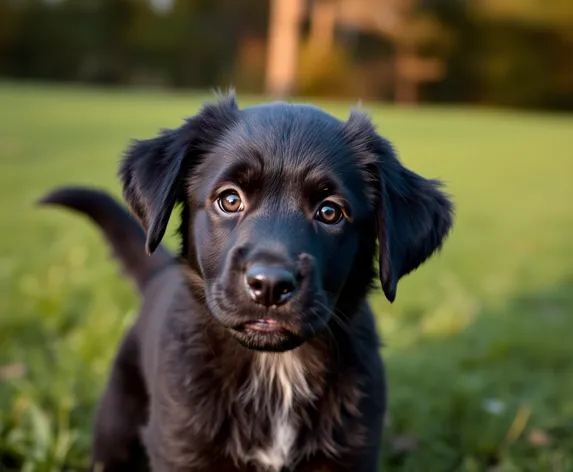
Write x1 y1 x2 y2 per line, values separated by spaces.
336 0 450 103
468 0 573 108
266 0 451 102
0 0 570 109
265 0 303 97
472 0 573 30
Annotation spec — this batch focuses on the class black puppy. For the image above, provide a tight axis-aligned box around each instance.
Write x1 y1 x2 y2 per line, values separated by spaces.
40 94 453 472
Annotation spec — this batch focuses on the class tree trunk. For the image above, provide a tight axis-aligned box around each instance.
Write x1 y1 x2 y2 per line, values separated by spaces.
309 0 337 52
265 0 303 98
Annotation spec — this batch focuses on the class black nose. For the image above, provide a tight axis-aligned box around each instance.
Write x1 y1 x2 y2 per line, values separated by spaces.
245 264 297 307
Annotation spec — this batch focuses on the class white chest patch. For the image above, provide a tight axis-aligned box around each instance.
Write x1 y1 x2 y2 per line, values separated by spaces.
244 351 314 471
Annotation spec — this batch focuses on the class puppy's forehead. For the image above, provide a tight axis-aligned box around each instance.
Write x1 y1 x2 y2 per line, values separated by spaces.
241 102 341 130
193 102 373 210
221 103 352 169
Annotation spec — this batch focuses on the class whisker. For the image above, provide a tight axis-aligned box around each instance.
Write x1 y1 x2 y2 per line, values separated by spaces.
313 300 359 355
306 306 340 367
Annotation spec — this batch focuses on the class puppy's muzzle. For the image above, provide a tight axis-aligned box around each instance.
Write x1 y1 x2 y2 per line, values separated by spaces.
208 246 327 351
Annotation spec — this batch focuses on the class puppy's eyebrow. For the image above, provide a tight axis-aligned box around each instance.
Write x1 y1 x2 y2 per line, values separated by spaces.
211 155 264 196
301 168 346 203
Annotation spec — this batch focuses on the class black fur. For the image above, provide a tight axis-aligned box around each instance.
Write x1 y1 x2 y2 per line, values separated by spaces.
40 94 453 472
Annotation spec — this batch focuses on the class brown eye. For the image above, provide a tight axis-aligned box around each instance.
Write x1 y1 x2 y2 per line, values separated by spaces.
315 202 344 225
217 190 243 213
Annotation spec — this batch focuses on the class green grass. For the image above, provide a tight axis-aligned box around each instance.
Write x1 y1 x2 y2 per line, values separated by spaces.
1 82 573 471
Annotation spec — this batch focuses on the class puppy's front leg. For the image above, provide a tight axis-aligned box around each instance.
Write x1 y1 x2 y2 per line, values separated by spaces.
142 409 207 472
142 423 186 472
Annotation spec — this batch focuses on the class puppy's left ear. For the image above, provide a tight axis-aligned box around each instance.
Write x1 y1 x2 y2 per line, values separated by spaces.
344 112 454 302
119 94 239 254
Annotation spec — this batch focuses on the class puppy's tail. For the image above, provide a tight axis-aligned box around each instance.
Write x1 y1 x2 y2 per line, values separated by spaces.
38 186 174 292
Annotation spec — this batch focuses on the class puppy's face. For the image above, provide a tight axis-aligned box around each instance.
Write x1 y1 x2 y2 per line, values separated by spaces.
189 106 376 351
119 96 454 352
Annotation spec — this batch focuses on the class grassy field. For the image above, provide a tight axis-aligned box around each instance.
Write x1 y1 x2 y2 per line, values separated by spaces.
1 82 572 471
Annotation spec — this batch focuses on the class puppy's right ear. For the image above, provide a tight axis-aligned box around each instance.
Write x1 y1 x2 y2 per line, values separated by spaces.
119 94 238 254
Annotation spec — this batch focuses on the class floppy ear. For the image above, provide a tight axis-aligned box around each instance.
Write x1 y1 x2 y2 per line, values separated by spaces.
343 111 454 302
119 94 239 254
375 139 454 302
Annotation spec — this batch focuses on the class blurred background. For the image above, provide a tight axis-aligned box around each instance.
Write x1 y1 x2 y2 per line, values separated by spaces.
0 0 572 471
1 0 573 108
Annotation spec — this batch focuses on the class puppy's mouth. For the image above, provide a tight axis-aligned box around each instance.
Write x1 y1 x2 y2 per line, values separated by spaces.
237 318 290 334
226 318 304 352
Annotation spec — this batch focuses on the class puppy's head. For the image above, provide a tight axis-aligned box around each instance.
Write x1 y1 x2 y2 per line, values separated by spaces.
119 94 453 352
